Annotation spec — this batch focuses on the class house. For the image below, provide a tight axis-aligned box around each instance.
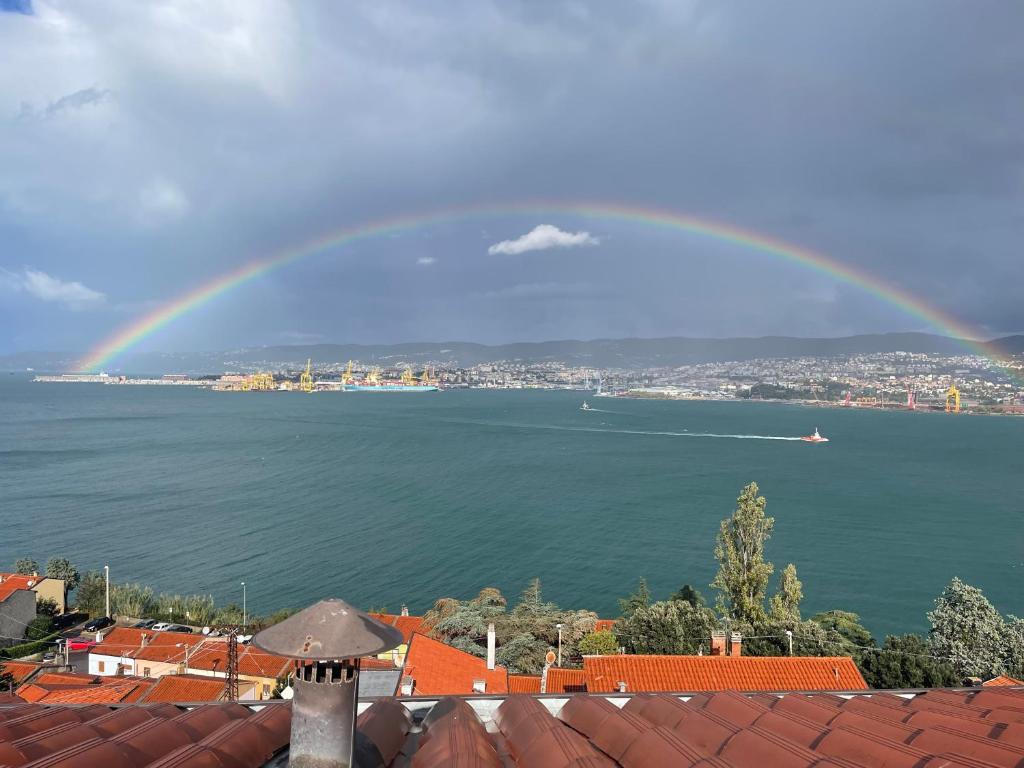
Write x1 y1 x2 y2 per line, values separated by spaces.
0 660 42 687
368 609 426 666
397 632 508 696
0 573 66 613
89 627 288 700
140 672 255 702
0 588 36 649
985 674 1024 687
581 653 868 693
16 673 154 704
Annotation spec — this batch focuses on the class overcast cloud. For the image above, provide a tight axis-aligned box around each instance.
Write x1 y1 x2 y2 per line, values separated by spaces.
0 1 1021 356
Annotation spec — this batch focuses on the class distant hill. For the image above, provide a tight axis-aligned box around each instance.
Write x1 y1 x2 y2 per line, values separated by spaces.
4 332 1021 374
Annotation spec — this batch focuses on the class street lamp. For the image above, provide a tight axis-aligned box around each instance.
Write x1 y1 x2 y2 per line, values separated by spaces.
103 565 110 618
556 623 563 667
241 582 247 628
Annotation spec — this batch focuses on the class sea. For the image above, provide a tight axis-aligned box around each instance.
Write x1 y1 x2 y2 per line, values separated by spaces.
1 375 1021 638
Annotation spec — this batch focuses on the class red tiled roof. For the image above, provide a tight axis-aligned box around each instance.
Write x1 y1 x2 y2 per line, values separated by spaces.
368 612 426 643
594 619 616 632
3 688 1024 765
141 674 231 703
15 675 154 704
984 674 1024 687
359 656 400 670
583 654 868 693
92 626 204 662
399 633 509 696
185 642 290 679
508 674 542 693
0 661 41 685
0 574 48 603
33 672 99 685
546 667 588 693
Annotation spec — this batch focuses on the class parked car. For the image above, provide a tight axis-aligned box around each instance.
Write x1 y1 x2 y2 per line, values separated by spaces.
66 637 98 651
151 622 171 631
133 619 157 629
83 616 114 632
54 612 87 630
164 624 193 633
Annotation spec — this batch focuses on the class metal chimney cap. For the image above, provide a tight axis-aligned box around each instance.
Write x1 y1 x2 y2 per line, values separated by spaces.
252 598 403 660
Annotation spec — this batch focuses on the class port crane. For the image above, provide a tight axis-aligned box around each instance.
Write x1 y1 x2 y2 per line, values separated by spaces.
299 359 314 393
342 360 354 385
945 381 960 413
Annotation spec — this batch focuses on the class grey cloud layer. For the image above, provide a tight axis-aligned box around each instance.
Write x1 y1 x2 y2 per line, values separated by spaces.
0 1 1021 354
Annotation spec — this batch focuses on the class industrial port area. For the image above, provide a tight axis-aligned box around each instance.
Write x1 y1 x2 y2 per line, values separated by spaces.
31 349 1024 414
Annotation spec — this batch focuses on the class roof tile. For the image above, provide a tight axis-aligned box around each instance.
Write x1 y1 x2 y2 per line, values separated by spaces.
399 633 508 696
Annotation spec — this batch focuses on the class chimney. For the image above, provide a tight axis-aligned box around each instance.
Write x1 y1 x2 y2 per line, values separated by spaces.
472 679 486 693
253 598 402 768
711 630 727 656
486 623 496 671
617 681 628 693
400 605 409 617
730 632 742 657
141 633 150 648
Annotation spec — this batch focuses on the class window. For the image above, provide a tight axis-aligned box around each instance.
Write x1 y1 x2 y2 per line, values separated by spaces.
143 667 151 677
97 661 105 673
263 684 271 698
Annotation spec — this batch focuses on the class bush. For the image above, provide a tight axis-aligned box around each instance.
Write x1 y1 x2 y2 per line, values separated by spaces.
26 615 56 641
578 630 620 656
0 631 61 660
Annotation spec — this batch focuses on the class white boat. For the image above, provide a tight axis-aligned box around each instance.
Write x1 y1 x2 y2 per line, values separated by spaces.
800 428 829 443
580 401 591 411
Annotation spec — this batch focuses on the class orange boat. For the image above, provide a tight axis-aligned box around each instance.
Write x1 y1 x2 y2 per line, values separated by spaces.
800 428 829 443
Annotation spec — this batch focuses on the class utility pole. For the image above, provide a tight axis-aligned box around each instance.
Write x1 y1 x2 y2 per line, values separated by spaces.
556 623 563 667
225 628 240 702
104 565 110 618
241 581 247 628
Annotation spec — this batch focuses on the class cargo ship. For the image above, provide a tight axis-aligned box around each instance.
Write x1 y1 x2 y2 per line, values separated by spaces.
342 364 439 392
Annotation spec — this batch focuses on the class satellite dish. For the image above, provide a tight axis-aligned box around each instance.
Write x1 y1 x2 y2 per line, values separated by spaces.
279 686 294 700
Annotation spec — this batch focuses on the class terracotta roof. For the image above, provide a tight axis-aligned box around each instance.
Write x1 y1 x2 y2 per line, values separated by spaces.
0 661 41 685
508 674 542 693
140 674 233 703
547 667 588 693
15 675 154 704
594 619 616 632
399 633 509 696
92 626 204 662
984 675 1024 687
3 687 1024 765
359 656 400 670
0 574 47 603
185 642 290 679
368 612 426 643
583 654 868 693
33 672 99 685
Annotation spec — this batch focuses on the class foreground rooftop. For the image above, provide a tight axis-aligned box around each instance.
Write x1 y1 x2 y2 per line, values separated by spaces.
2 685 1023 766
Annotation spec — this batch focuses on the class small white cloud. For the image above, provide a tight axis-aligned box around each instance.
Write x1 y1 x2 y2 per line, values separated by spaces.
2 268 105 310
416 256 437 265
139 177 189 221
487 224 599 256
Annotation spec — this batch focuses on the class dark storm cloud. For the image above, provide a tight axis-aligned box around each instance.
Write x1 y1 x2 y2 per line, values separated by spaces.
0 1 1021 354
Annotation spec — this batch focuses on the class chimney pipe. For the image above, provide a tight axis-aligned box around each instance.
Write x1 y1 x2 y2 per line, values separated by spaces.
400 605 409 617
711 630 727 656
252 598 402 768
730 631 742 657
486 623 496 671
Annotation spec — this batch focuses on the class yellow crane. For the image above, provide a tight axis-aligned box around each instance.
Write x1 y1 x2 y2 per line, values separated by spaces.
401 367 415 385
945 382 960 413
342 360 354 385
419 366 434 386
367 367 381 385
299 359 314 393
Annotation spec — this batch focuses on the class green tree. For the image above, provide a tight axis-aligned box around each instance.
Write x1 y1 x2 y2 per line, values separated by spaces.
615 600 717 655
1004 617 1024 680
769 564 803 623
35 598 59 618
14 558 38 576
0 665 13 692
26 614 55 641
74 571 107 616
670 584 707 609
711 482 775 624
45 557 81 607
578 630 620 656
112 583 155 619
859 634 960 689
810 610 874 660
927 578 1006 679
618 578 651 619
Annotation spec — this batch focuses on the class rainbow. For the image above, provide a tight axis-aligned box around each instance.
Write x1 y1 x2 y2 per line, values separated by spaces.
77 201 997 372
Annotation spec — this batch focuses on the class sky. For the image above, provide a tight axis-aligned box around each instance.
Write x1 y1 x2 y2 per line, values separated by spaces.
1 1 1022 357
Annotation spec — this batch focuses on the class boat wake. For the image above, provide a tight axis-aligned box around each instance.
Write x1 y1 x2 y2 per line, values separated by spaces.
446 419 804 441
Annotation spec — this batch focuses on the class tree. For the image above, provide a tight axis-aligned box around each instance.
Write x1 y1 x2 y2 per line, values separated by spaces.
1004 617 1024 680
112 584 155 619
670 584 707 609
859 634 960 689
578 630 620 656
45 558 80 608
769 564 803 623
810 610 874 660
36 598 59 618
615 600 717 655
927 578 1006 679
711 482 774 624
14 559 38 576
74 571 107 616
618 578 651 619
0 665 13 692
26 614 55 641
